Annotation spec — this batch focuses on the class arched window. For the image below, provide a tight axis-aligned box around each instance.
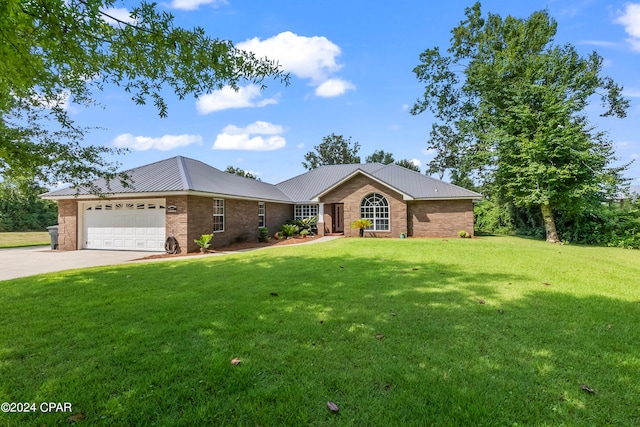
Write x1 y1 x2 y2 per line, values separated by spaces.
360 193 389 231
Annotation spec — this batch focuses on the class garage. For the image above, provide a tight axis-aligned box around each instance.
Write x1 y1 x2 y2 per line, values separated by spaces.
82 200 166 251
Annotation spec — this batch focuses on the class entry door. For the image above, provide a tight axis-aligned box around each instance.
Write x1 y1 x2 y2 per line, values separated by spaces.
334 204 344 233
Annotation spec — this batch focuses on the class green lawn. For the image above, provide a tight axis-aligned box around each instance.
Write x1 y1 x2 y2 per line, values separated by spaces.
1 237 638 426
0 232 49 248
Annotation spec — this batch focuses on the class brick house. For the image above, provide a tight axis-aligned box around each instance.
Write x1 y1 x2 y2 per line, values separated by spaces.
42 156 482 252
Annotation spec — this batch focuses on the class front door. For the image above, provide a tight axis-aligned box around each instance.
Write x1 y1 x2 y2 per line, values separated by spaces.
334 204 344 233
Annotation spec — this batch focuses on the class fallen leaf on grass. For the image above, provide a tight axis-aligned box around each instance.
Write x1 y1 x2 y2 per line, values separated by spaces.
478 299 485 304
231 358 241 366
375 334 385 340
327 401 339 413
543 282 551 286
497 309 503 314
580 384 595 394
412 267 419 271
391 312 397 316
68 413 86 422
270 292 279 297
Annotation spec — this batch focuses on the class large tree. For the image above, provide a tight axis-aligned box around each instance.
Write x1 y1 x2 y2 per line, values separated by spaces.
412 2 629 242
395 159 421 172
225 166 259 180
366 150 395 164
302 133 361 170
0 0 287 187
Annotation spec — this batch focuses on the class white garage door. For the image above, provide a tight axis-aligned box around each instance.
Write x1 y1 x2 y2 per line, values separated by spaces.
83 200 166 251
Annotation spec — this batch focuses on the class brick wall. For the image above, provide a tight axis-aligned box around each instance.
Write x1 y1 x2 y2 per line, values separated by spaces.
320 174 407 238
57 200 78 250
265 202 293 239
407 200 474 237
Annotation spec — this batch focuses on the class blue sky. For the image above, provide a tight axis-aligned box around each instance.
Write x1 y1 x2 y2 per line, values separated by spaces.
68 0 640 186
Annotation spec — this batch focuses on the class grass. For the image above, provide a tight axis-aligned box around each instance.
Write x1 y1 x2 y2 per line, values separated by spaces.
0 236 639 426
0 232 49 248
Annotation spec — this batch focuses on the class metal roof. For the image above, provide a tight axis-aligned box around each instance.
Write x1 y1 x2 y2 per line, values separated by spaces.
42 156 293 202
42 157 481 202
276 163 482 201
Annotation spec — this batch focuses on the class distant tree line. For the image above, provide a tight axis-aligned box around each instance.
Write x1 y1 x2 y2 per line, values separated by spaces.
0 179 57 231
302 134 421 172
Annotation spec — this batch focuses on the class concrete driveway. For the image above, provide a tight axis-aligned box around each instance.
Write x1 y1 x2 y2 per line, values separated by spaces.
0 246 162 281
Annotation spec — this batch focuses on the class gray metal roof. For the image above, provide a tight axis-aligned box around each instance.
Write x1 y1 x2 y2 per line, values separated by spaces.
42 157 481 202
276 163 482 201
42 156 293 202
275 163 387 202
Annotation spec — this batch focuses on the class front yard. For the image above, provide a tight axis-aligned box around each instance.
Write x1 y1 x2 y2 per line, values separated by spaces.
0 237 638 425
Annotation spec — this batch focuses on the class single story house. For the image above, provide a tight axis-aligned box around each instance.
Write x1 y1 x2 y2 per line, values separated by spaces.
42 156 482 252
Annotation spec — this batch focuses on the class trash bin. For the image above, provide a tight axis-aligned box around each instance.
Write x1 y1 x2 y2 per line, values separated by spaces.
46 225 59 250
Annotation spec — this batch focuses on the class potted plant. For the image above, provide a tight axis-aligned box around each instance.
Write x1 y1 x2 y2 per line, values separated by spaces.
194 233 213 253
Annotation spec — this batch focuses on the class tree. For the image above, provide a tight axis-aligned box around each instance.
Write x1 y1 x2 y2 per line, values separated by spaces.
302 134 361 170
395 159 421 172
0 178 58 231
0 0 287 188
225 166 259 180
366 150 395 164
412 2 629 242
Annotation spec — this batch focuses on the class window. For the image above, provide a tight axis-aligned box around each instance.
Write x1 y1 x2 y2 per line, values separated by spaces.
213 199 224 232
258 202 266 227
294 204 318 220
360 193 389 231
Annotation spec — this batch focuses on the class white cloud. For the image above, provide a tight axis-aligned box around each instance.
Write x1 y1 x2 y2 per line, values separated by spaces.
113 133 203 151
422 148 437 156
615 3 640 51
196 85 278 114
315 78 356 98
238 31 354 97
213 121 286 151
296 143 305 149
169 0 227 11
631 153 640 159
410 158 422 167
101 7 136 25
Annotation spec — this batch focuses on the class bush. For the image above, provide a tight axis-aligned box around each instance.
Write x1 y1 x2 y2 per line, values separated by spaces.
300 229 310 237
351 219 372 237
194 233 213 252
279 223 299 238
258 227 270 243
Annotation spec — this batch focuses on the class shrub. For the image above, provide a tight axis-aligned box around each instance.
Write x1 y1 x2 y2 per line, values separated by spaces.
458 230 467 238
300 229 310 237
258 227 270 243
279 223 299 238
194 233 213 252
351 219 373 237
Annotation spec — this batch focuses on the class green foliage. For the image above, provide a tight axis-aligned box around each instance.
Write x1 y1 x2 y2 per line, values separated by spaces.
394 159 421 172
351 218 372 237
475 196 640 249
457 230 471 238
0 179 57 231
302 133 361 170
258 227 270 243
193 233 213 251
224 166 259 180
299 229 310 237
279 223 299 238
294 216 318 233
0 0 288 187
412 2 629 242
366 150 395 164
